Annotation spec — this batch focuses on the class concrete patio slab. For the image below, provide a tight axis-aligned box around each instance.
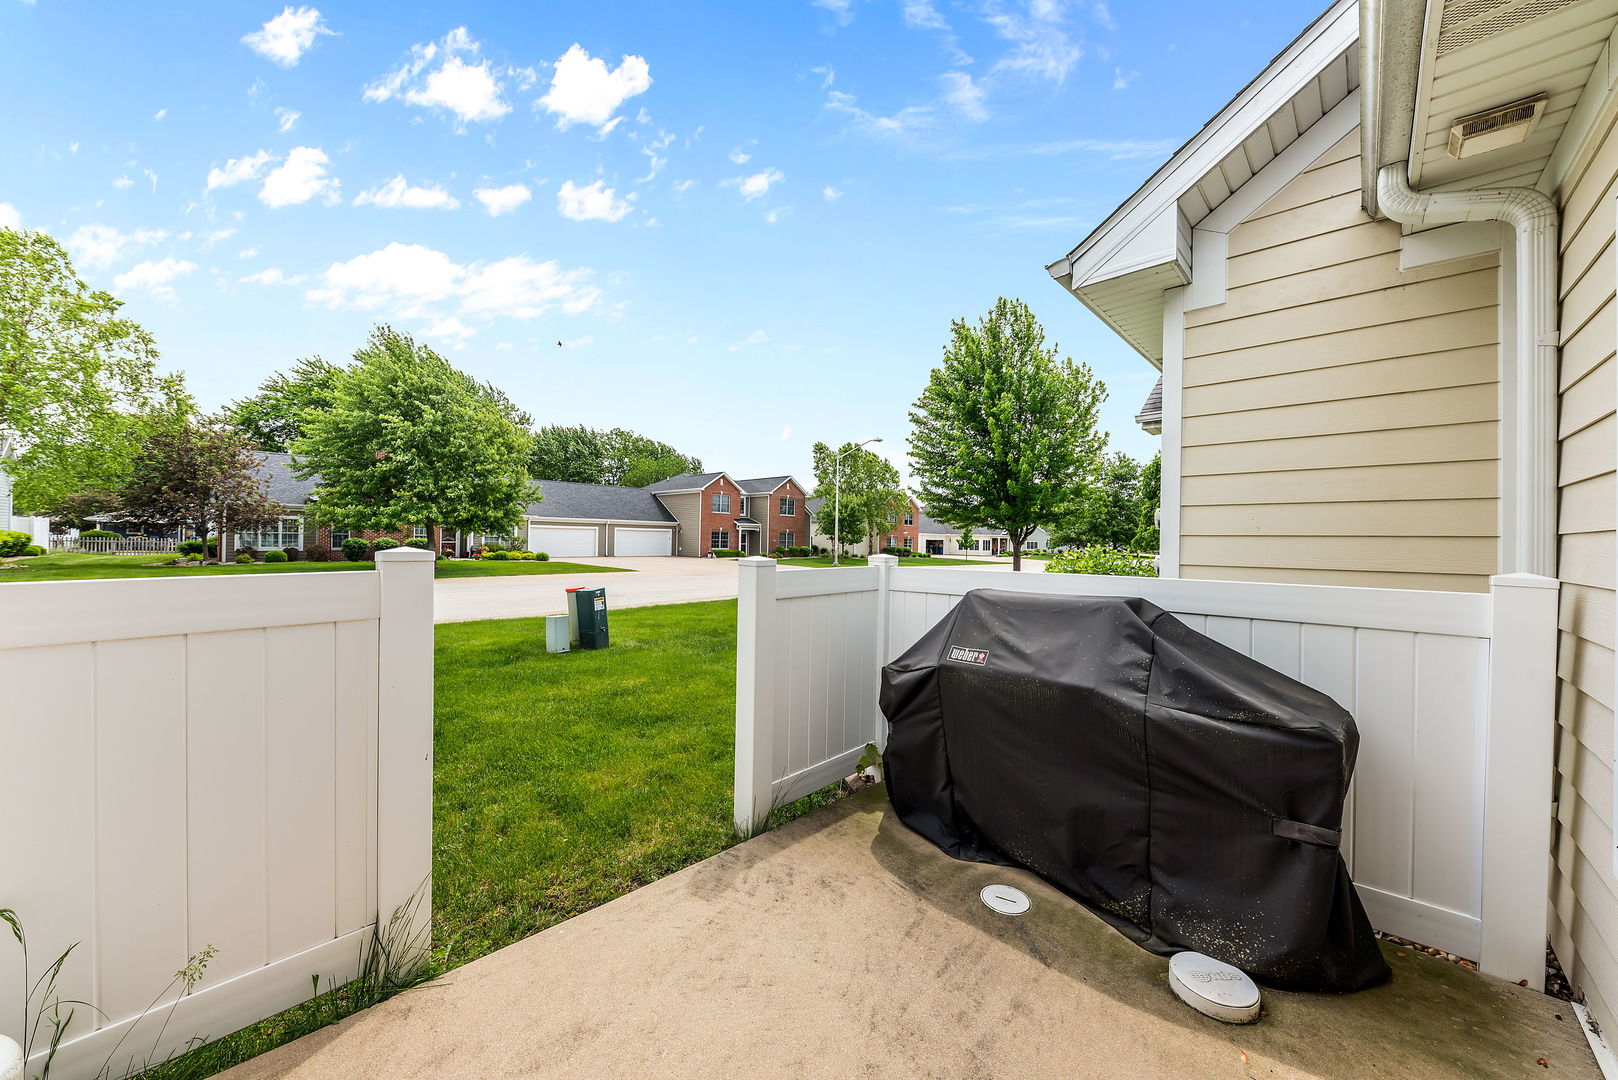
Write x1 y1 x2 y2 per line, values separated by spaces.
220 787 1597 1080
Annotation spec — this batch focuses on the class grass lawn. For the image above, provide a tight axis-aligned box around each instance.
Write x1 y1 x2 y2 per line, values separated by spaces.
777 555 993 568
0 552 624 583
140 599 835 1079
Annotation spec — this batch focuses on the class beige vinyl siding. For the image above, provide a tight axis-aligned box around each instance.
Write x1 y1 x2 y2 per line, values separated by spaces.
1179 128 1500 591
656 492 701 557
1549 100 1618 1029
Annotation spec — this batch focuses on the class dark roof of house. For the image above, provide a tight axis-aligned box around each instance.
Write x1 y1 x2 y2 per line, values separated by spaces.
528 479 677 523
1135 377 1164 433
257 452 319 507
642 472 724 492
734 516 761 526
736 475 794 494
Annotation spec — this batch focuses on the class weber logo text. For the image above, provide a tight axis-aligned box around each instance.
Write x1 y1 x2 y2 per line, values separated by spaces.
948 646 988 666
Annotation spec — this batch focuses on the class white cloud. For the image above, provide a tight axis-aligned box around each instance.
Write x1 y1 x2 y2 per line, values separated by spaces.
114 257 197 299
144 168 159 193
724 167 783 201
240 267 305 285
728 329 768 351
672 179 697 194
258 146 338 207
206 149 276 192
243 6 333 67
68 142 79 154
763 207 790 224
825 90 933 136
238 247 260 258
779 424 793 441
112 175 134 190
1112 66 1138 90
902 0 949 28
538 44 651 132
822 185 843 200
353 174 460 210
635 129 675 182
812 0 855 25
0 203 20 230
985 2 1082 83
306 241 602 327
366 27 509 129
422 316 476 340
556 179 632 222
474 182 531 216
153 107 167 122
810 65 835 88
275 107 301 132
728 147 751 165
68 224 166 269
1092 1 1115 30
941 71 987 120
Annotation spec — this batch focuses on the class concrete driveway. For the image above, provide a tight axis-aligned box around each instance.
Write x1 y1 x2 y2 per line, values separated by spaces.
433 556 742 624
432 556 1047 624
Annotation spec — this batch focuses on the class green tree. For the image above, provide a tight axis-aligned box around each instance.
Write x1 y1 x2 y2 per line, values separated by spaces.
957 524 974 559
908 297 1105 571
1132 452 1161 551
600 428 701 486
529 424 610 483
292 327 535 535
0 228 192 509
225 356 345 453
809 441 904 553
1052 451 1143 550
116 418 283 556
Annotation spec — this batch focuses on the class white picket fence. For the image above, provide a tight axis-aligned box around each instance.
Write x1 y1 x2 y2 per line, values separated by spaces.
735 555 1560 989
50 537 182 554
0 548 434 1080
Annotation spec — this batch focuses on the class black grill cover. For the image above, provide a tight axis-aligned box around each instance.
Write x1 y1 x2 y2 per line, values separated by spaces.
880 589 1389 992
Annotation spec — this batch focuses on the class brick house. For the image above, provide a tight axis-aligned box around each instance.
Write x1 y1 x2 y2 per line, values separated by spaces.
804 495 923 555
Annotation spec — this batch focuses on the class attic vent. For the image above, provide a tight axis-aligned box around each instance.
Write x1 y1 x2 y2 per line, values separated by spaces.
1447 94 1549 159
1436 0 1583 57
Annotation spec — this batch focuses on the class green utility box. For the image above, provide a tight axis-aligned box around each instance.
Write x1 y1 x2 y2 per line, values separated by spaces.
571 586 609 650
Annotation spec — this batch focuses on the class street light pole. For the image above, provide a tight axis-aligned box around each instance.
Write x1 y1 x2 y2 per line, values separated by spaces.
832 437 882 567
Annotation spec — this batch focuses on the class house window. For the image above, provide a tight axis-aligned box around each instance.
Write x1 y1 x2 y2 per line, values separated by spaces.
710 530 730 551
903 537 913 549
711 492 731 513
329 527 349 546
413 525 429 539
904 508 914 525
237 515 303 550
779 497 796 517
778 531 794 547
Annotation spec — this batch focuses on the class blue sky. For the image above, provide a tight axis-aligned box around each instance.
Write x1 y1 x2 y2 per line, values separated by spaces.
1 0 1310 485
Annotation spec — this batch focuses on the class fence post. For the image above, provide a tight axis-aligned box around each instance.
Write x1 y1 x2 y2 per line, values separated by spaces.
734 556 778 834
375 547 436 956
1478 572 1560 988
869 554 899 751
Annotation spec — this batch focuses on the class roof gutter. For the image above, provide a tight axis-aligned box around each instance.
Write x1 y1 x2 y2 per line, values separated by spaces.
1362 0 1560 578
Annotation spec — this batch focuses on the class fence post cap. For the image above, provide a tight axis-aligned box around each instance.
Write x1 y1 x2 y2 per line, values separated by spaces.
1488 573 1559 590
739 555 777 566
869 554 900 567
376 546 435 564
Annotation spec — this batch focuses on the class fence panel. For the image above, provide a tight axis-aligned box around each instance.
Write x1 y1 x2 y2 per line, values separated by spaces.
0 549 433 1079
736 557 1559 988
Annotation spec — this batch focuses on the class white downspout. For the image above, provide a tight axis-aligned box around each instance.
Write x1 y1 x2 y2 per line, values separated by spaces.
1375 164 1560 577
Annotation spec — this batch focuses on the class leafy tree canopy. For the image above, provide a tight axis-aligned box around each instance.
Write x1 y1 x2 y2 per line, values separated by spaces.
293 326 535 534
528 424 701 488
1051 451 1142 550
907 296 1105 570
225 355 345 453
809 441 905 552
0 228 192 510
115 418 283 550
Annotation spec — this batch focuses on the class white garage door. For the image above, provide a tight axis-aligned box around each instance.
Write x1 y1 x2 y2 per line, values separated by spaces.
530 525 598 558
614 527 673 557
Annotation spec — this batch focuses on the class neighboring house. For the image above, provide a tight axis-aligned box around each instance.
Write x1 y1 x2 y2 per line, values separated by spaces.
0 438 52 545
914 510 1050 556
804 495 923 554
1048 0 1615 1029
518 479 680 558
737 475 814 552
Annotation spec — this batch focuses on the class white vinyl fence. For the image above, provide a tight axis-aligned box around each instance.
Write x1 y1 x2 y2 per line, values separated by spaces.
735 555 1560 989
0 548 434 1080
50 537 181 554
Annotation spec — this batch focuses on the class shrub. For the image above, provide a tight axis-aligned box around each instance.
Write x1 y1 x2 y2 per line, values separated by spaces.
534 551 549 562
263 549 288 563
0 530 31 557
236 546 260 561
25 544 45 557
282 546 304 562
235 553 255 564
515 551 535 560
1044 547 1156 577
487 550 511 561
880 546 909 557
712 548 745 558
341 537 371 562
177 539 206 556
185 553 205 563
403 537 431 550
80 529 122 539
305 542 334 562
371 537 401 553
